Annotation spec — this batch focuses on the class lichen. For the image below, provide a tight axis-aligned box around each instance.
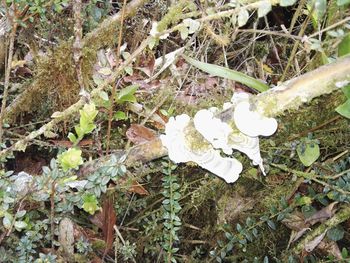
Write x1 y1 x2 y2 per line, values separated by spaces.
183 124 211 152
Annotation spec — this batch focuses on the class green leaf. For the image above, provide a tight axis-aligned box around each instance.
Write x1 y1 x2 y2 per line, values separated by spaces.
182 55 269 92
252 228 258 237
296 196 312 206
124 66 133 76
98 91 109 101
116 84 139 103
14 221 27 231
16 210 26 218
267 220 276 230
327 226 344 241
114 111 127 121
80 122 96 135
337 0 350 6
179 25 189 40
57 148 83 171
3 216 12 229
307 0 327 26
335 99 350 119
80 103 98 123
98 67 112 76
258 1 272 18
148 37 157 50
237 9 249 27
75 125 84 139
338 34 350 57
342 85 350 99
297 141 320 166
280 0 297 6
68 132 77 143
82 194 100 215
341 247 348 259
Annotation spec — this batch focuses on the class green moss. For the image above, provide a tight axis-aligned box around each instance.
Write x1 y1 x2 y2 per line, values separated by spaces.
91 239 106 250
157 0 195 32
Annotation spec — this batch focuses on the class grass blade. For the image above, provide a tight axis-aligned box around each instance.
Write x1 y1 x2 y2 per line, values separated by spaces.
183 55 270 92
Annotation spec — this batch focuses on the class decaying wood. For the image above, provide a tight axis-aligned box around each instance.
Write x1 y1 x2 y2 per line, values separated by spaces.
218 55 350 121
78 138 167 177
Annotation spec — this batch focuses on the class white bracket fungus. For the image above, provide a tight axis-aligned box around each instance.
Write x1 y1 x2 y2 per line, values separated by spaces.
160 114 242 183
193 109 233 155
160 92 278 183
233 100 278 137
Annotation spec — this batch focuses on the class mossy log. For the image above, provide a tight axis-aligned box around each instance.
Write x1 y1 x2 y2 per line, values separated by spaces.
78 56 350 176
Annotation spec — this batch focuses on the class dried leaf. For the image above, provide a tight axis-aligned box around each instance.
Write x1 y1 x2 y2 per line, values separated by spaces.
136 53 155 77
317 240 342 260
89 211 104 230
51 111 63 118
128 180 149 195
282 212 307 231
287 228 310 248
305 202 338 225
126 124 157 144
147 47 185 82
305 231 327 252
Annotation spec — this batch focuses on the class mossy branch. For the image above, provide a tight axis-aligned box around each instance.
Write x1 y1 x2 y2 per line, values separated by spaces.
76 56 350 177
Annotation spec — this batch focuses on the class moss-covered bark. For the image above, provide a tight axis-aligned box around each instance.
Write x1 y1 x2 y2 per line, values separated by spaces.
5 0 149 123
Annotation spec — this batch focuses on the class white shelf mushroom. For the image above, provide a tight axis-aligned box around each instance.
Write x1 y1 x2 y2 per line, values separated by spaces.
228 133 265 175
193 109 233 155
160 92 278 183
233 100 278 137
160 114 243 183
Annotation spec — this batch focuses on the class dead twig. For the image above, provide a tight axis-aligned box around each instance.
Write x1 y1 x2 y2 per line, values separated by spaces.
0 4 17 143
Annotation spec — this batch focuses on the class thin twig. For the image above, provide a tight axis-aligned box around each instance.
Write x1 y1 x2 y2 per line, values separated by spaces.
50 181 56 249
0 14 17 143
308 16 350 39
280 10 312 82
237 28 304 41
287 116 341 140
106 0 127 154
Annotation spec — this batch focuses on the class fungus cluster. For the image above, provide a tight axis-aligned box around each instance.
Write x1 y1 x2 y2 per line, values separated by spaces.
160 93 278 183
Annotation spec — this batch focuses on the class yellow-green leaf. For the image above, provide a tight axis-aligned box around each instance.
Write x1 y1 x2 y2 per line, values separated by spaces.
58 148 83 171
338 33 350 57
182 55 269 92
297 141 320 166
